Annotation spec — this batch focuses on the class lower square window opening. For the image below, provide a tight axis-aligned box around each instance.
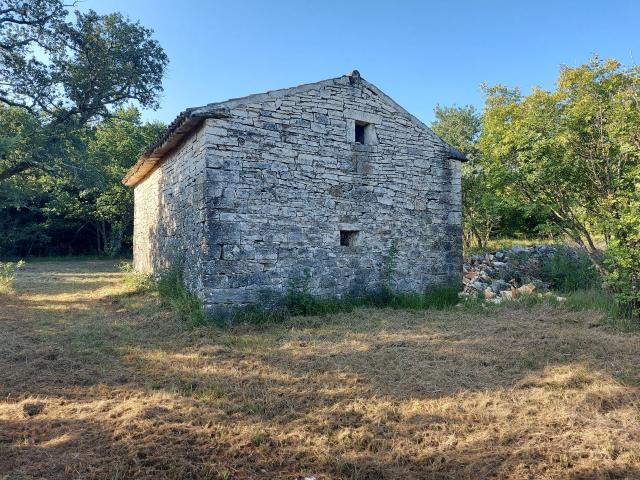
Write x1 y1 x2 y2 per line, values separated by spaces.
340 230 360 247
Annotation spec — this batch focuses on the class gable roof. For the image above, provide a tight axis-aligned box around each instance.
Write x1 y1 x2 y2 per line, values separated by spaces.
123 71 466 187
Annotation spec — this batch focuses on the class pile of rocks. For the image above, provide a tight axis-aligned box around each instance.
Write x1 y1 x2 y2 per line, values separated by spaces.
462 245 561 303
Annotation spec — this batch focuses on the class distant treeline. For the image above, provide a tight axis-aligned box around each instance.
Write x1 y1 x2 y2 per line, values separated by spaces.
0 107 164 257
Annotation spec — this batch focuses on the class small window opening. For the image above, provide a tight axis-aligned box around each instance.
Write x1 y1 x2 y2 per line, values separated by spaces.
340 230 360 247
354 122 367 144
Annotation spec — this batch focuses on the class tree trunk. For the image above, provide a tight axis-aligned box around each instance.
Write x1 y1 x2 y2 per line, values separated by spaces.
471 224 484 249
99 222 107 256
95 222 101 255
106 223 124 257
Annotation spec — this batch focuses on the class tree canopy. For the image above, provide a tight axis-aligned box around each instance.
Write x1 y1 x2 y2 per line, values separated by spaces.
0 105 164 257
0 0 168 181
475 57 640 312
432 104 551 248
0 1 167 257
480 57 640 267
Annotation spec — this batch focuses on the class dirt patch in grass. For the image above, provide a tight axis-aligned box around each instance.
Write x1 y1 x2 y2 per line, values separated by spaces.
1 260 639 479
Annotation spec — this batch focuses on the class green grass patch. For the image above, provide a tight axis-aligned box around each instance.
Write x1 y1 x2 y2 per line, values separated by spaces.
561 288 639 330
0 259 24 294
119 261 154 292
225 284 461 325
457 287 638 330
563 288 615 312
220 334 274 350
173 380 227 401
155 259 207 326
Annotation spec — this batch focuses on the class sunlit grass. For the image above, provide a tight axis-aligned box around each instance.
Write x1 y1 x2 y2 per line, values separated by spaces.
464 237 560 255
0 260 639 479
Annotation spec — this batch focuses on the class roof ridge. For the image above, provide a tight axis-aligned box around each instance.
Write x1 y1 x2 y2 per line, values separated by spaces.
192 72 353 113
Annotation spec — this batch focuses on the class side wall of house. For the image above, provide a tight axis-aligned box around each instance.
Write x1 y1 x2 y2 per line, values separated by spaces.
199 76 462 309
132 124 208 292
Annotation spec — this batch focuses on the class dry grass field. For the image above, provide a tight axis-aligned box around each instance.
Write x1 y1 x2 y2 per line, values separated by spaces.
1 260 639 479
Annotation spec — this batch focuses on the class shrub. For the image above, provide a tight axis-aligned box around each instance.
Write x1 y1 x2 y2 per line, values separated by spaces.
605 242 640 321
539 248 601 293
380 241 398 290
156 259 206 325
119 261 153 292
0 260 25 294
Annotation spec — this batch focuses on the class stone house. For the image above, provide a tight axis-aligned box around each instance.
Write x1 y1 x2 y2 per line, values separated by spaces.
123 71 466 310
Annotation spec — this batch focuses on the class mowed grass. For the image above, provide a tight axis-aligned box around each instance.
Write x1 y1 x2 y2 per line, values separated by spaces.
1 261 640 479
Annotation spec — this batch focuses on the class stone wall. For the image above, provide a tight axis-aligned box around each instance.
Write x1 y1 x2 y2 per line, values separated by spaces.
196 75 462 309
132 74 463 310
132 123 209 292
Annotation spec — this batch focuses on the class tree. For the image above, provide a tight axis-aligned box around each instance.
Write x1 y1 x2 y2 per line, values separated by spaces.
481 58 640 265
481 57 640 313
87 107 164 255
432 105 481 158
0 0 168 181
0 106 164 257
432 105 502 248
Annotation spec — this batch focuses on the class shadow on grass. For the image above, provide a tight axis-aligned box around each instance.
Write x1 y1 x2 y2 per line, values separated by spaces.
1 260 640 479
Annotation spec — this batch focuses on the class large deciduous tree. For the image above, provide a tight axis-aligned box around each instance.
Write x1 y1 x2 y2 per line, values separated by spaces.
0 0 168 181
432 105 550 249
481 57 640 312
0 105 164 257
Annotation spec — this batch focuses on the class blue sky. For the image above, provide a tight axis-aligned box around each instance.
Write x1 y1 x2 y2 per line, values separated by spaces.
80 0 639 125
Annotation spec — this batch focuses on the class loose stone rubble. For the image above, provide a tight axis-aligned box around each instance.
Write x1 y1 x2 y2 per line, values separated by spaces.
461 244 568 303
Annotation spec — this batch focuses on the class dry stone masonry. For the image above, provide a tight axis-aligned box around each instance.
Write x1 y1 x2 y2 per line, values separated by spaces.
124 71 466 310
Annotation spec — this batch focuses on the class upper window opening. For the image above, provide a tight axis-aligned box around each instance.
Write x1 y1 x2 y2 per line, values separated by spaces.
354 122 367 144
340 230 360 247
